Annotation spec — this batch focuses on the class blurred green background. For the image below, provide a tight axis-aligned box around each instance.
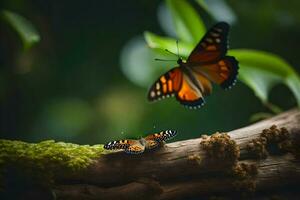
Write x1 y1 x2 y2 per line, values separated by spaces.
0 0 299 144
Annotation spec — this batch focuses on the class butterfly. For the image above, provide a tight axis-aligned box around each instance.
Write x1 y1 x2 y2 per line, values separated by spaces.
104 130 177 154
148 22 239 109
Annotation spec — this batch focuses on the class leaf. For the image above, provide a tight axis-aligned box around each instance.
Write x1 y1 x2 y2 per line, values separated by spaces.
121 37 179 88
285 73 300 106
249 112 274 123
229 49 300 106
195 0 211 14
144 31 193 58
196 0 237 24
166 0 206 44
1 10 40 50
120 37 156 87
157 2 177 37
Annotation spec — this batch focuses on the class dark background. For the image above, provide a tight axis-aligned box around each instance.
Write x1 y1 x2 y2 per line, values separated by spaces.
0 0 299 144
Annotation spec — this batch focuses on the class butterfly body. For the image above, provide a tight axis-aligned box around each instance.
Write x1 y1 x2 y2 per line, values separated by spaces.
179 59 207 93
104 130 177 154
148 22 239 109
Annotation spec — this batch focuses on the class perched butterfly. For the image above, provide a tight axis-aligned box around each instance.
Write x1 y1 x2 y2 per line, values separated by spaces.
104 130 177 154
148 22 239 109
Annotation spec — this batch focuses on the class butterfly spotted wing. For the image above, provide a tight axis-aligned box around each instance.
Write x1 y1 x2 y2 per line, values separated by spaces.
148 22 238 108
187 22 238 89
148 67 206 108
145 130 177 149
192 56 238 89
104 139 145 154
148 67 182 101
187 22 229 64
124 142 145 154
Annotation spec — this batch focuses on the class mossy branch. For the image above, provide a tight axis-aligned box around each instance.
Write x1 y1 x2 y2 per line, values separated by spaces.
1 109 300 200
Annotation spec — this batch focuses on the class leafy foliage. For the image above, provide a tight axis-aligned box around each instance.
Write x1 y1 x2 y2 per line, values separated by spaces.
229 49 300 106
1 10 40 50
125 0 300 107
166 0 206 43
195 0 237 24
144 32 193 57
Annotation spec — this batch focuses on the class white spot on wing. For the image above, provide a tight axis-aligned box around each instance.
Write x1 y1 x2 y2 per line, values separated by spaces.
150 91 155 97
156 82 160 90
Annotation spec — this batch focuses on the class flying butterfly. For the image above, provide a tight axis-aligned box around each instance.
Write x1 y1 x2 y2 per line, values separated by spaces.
104 130 177 154
148 22 239 109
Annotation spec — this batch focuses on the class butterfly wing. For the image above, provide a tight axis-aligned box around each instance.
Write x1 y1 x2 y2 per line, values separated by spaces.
124 142 145 154
148 22 237 108
104 139 131 150
148 67 207 108
144 130 177 149
187 22 239 90
192 56 239 89
145 130 177 144
148 67 183 101
176 73 206 108
104 139 145 154
187 22 229 64
144 139 160 150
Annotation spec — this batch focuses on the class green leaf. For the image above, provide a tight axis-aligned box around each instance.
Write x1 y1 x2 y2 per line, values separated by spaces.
166 0 206 44
157 2 177 37
229 49 300 106
144 31 193 58
249 112 274 123
1 10 40 50
121 37 180 88
196 0 237 24
144 33 300 106
286 73 300 106
120 37 160 88
195 0 210 13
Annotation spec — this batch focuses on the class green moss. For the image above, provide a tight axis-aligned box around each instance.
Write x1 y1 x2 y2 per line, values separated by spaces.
0 139 105 186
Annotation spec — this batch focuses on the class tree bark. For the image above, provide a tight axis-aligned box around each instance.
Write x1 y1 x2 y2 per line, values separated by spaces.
54 109 300 200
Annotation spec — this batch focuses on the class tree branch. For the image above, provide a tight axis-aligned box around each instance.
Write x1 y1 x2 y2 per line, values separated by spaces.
52 109 300 200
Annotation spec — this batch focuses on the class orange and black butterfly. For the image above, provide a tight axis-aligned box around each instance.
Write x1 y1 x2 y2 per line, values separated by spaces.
148 22 239 109
104 130 177 154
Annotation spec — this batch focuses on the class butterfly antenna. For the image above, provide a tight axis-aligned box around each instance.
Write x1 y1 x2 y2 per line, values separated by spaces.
176 40 180 59
154 58 177 62
176 40 183 60
164 49 178 57
160 48 180 62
